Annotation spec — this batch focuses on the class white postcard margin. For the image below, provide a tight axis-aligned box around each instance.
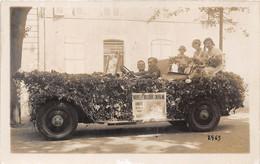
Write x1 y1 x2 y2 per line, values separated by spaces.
1 1 259 164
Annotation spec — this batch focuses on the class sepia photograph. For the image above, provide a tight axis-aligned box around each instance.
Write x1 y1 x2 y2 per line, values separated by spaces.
1 1 260 164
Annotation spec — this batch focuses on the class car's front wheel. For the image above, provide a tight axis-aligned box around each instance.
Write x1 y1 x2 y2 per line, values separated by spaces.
188 99 220 132
36 101 78 140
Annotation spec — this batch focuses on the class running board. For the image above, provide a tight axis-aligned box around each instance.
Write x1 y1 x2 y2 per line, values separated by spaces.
96 119 185 125
107 121 137 125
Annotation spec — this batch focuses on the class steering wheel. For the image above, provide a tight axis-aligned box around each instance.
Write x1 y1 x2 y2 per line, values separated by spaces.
120 66 137 78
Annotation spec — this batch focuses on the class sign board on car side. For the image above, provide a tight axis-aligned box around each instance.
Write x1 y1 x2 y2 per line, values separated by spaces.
132 92 167 122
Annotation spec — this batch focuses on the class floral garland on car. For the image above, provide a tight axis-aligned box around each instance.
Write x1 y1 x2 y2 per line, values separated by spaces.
206 55 222 67
13 70 247 124
169 56 192 68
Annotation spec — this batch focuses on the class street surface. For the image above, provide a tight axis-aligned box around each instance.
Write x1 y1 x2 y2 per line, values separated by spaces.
11 108 249 153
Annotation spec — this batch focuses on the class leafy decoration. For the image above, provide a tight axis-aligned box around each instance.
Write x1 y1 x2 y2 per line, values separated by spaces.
206 55 222 67
13 70 247 123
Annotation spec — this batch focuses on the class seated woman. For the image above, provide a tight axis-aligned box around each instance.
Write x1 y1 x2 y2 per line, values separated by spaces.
188 39 207 78
203 38 223 75
192 39 206 64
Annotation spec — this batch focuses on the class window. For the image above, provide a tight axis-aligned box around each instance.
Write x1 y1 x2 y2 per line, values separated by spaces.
104 8 111 16
64 43 85 74
151 39 172 59
74 7 84 17
113 7 119 16
103 40 124 74
104 7 120 17
54 7 64 16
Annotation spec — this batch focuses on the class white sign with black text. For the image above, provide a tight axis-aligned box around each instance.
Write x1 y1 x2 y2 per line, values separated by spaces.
132 92 166 122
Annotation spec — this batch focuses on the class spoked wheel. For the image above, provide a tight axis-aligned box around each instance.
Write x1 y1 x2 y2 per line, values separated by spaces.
188 99 220 132
36 101 78 140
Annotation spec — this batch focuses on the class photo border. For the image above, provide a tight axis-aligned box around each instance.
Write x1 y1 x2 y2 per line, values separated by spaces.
1 1 259 164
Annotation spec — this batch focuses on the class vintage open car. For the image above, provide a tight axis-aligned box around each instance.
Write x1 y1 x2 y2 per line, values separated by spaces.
14 59 245 140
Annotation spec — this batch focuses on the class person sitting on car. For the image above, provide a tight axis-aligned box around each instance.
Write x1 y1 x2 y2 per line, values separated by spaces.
169 46 190 74
203 38 223 75
192 39 206 64
188 38 223 78
187 39 207 78
138 57 160 78
176 45 190 74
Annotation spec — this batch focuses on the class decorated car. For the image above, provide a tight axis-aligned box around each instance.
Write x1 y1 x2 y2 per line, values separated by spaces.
13 61 246 140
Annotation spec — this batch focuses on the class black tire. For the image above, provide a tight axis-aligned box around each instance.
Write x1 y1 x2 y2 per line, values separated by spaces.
188 99 220 132
36 101 78 140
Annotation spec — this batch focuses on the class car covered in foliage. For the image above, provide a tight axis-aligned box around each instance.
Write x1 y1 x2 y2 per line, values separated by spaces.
13 64 246 140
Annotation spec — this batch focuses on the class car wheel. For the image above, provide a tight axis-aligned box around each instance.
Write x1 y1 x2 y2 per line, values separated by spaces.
36 101 78 140
188 99 220 132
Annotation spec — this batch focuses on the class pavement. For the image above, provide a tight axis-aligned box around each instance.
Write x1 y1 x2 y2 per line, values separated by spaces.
11 107 249 153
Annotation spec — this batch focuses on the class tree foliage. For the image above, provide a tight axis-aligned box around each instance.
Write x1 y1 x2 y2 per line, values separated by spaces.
146 6 250 37
196 7 250 37
147 7 190 23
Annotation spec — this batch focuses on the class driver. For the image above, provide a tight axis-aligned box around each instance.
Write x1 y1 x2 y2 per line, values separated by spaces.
138 57 160 78
135 60 146 76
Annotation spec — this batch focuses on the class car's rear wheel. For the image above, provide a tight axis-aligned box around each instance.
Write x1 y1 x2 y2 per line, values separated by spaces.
188 99 220 132
36 101 78 140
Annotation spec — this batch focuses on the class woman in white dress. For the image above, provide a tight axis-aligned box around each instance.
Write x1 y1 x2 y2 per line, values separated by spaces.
192 39 206 64
203 38 223 75
187 39 207 78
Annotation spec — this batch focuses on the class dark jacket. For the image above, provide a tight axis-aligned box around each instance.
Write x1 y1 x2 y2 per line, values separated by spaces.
140 66 160 78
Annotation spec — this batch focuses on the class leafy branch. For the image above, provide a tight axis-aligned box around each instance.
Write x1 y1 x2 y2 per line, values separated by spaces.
147 7 190 23
196 7 250 37
147 6 250 37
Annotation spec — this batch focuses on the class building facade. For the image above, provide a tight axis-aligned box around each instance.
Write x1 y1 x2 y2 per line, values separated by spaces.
22 5 220 74
19 4 253 117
